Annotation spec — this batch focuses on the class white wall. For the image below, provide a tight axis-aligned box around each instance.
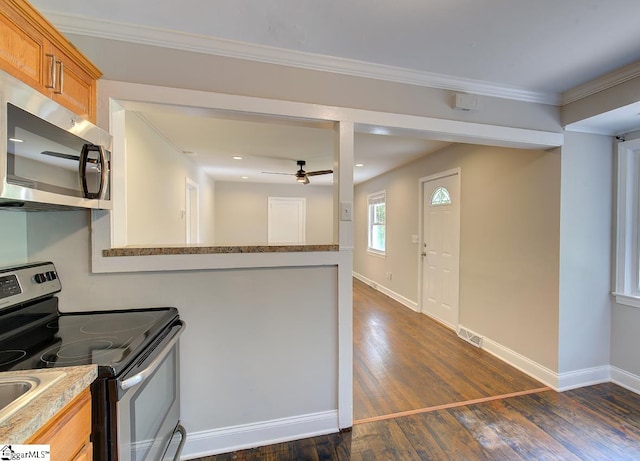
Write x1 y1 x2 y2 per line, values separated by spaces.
558 132 613 383
0 213 27 265
23 210 338 455
214 181 333 245
125 112 216 245
354 144 561 372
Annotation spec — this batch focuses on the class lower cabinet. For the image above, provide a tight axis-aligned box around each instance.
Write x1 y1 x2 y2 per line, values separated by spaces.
27 388 92 461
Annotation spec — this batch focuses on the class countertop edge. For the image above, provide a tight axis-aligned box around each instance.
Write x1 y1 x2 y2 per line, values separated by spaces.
0 365 97 443
103 244 340 257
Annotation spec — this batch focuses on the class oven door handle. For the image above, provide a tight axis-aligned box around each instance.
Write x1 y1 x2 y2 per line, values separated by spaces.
120 320 185 391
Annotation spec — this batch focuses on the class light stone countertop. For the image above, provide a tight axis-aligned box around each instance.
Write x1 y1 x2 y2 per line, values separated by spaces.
0 365 97 443
103 243 339 257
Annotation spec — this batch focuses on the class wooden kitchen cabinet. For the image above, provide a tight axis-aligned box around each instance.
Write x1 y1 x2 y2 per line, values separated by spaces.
0 0 101 122
47 41 97 120
71 442 93 461
27 388 93 461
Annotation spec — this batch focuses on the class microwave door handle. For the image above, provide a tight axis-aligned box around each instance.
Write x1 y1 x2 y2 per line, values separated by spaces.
98 145 109 200
79 144 107 199
79 144 92 198
119 320 186 391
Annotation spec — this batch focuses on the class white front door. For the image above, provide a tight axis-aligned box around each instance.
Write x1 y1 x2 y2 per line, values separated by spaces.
268 197 306 244
421 171 460 329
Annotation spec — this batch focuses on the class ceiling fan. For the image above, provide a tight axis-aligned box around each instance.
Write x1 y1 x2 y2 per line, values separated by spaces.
263 160 333 184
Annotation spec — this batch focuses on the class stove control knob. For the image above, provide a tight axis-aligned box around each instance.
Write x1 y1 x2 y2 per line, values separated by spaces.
49 271 58 280
34 273 46 284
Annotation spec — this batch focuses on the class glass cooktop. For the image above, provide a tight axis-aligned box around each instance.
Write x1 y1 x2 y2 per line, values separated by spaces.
0 307 179 377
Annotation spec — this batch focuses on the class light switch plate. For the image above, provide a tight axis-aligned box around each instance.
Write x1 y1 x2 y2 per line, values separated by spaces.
340 202 353 221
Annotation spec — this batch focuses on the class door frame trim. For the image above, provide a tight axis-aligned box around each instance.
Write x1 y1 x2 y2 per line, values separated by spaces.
417 167 461 327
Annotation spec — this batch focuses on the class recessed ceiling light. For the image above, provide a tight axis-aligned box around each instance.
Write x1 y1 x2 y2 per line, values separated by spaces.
355 163 364 167
241 176 249 180
233 156 243 160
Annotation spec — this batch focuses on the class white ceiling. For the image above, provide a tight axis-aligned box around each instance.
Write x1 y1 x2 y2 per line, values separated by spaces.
30 0 640 183
32 0 640 96
136 107 449 185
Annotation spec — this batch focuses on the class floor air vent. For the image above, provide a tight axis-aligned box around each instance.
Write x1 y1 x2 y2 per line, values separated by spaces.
457 326 483 348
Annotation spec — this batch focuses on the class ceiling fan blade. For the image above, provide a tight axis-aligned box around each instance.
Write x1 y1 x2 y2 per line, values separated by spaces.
306 169 333 176
261 171 294 175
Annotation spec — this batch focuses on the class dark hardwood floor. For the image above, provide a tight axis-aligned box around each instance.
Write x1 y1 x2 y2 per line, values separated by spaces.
353 278 546 421
195 279 640 460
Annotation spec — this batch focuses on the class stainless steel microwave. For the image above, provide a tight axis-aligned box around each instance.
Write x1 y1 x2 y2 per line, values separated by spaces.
0 71 112 211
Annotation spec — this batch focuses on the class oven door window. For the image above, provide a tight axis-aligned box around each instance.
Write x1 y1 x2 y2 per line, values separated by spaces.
119 345 180 461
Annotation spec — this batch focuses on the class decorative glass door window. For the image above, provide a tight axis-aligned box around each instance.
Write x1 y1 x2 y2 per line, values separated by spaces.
430 186 451 205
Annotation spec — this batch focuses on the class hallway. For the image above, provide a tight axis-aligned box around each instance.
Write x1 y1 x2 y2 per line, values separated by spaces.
353 278 546 422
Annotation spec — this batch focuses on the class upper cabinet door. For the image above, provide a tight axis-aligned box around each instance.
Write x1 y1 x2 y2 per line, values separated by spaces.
0 3 46 88
48 42 96 121
0 0 101 122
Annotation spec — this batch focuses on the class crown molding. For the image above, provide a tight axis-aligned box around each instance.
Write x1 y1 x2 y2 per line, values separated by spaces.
44 11 560 106
563 124 617 136
562 61 640 105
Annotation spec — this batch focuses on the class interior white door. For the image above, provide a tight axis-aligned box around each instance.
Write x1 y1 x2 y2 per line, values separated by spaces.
421 173 460 329
268 197 306 244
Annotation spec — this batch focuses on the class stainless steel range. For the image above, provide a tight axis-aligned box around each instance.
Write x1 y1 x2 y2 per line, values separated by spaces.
0 261 186 461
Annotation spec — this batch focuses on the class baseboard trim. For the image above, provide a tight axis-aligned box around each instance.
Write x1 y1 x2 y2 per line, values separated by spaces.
611 366 640 395
481 336 559 389
481 337 617 392
181 410 338 459
556 366 611 391
352 272 418 312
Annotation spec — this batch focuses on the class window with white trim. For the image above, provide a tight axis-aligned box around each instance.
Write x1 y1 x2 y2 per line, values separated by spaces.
368 191 386 255
615 139 640 308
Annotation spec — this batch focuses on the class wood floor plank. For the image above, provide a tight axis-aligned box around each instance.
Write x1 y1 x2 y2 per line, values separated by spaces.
397 410 503 460
348 420 422 460
313 431 352 461
451 396 583 460
564 383 640 435
504 389 640 460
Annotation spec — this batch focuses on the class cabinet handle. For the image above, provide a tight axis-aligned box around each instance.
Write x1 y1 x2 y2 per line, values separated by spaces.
45 53 56 89
54 60 64 94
